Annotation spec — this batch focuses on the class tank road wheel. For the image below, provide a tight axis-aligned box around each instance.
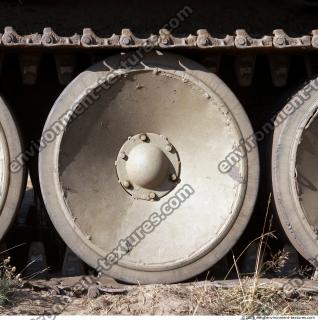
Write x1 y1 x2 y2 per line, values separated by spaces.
272 79 318 266
0 96 26 241
39 53 259 284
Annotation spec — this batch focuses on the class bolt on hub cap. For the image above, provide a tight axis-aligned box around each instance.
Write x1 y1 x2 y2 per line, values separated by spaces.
116 133 180 200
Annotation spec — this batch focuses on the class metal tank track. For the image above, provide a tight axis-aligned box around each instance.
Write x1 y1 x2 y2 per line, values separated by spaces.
1 27 317 49
1 26 318 88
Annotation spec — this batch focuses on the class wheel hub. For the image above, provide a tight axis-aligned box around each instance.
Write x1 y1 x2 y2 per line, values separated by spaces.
116 133 180 200
39 53 259 283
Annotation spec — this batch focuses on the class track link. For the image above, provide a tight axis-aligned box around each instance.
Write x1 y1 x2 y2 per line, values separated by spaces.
0 27 317 50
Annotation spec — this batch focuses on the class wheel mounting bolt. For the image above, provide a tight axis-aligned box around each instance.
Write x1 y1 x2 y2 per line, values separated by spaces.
119 152 127 160
165 144 173 152
149 192 156 199
123 180 130 188
170 173 177 182
140 134 147 141
160 134 167 140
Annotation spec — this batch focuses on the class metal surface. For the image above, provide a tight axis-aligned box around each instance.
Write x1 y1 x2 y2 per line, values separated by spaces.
39 52 259 283
296 110 318 230
116 133 180 200
0 96 26 242
0 27 317 50
0 124 10 213
0 27 315 87
272 80 318 267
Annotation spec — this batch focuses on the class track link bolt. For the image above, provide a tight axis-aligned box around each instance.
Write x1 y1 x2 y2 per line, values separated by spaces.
44 35 54 44
275 37 285 46
82 36 92 45
121 36 131 46
197 37 207 46
4 34 14 44
162 39 168 45
236 37 246 46
313 37 318 48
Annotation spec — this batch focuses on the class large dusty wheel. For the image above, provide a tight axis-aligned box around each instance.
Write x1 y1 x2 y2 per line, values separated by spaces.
39 52 259 283
0 96 26 241
272 79 318 266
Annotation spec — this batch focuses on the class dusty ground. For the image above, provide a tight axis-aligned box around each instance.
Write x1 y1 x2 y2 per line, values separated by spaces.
1 277 318 315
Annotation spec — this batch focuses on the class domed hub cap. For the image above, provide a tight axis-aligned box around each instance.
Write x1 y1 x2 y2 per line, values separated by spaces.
116 133 180 200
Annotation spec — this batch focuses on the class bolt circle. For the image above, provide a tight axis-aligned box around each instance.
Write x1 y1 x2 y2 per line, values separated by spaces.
116 133 180 201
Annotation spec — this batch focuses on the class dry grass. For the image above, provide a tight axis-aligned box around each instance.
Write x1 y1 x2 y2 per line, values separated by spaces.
0 255 21 306
228 194 278 316
3 194 318 315
189 281 291 315
78 194 318 315
211 193 288 316
81 280 318 315
195 193 311 317
86 194 318 316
